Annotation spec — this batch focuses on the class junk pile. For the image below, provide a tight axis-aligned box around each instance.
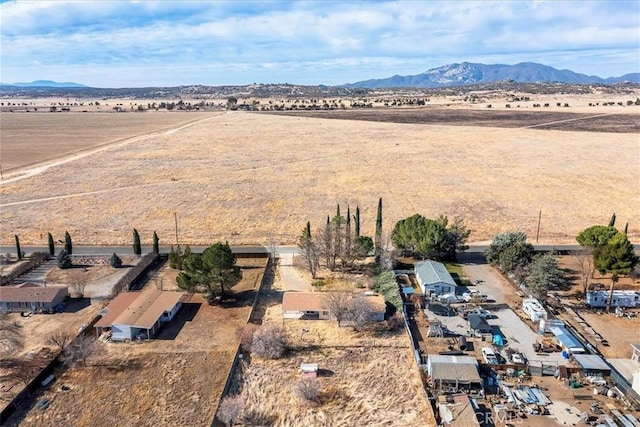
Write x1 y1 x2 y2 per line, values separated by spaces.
502 384 551 415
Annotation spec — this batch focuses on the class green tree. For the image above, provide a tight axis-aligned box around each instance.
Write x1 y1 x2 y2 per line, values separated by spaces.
392 214 468 260
57 249 72 269
485 231 534 273
576 225 617 248
608 213 616 227
47 233 55 257
109 253 122 268
375 198 383 255
64 231 73 255
14 235 22 261
526 253 566 300
168 246 183 269
132 228 142 255
355 206 361 237
354 235 374 257
593 232 638 275
152 231 160 254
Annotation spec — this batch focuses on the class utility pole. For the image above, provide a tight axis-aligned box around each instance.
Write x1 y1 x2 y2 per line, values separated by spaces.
536 210 542 243
174 212 179 246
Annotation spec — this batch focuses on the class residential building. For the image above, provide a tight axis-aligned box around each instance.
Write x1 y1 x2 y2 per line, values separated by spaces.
414 260 457 296
94 289 184 341
0 284 68 313
282 292 386 321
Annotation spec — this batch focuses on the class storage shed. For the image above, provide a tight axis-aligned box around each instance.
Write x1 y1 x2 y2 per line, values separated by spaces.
549 325 585 354
426 355 483 391
572 354 611 377
468 314 493 335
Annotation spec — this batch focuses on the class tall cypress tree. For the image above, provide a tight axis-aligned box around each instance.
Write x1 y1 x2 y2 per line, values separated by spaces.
375 197 383 252
64 231 73 255
305 221 311 239
47 232 55 257
152 231 160 254
609 213 616 227
624 222 629 235
14 235 22 260
355 206 360 237
133 228 142 255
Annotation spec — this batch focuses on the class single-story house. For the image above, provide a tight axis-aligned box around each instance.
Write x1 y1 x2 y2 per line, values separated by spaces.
572 354 611 377
94 289 184 341
426 355 483 391
282 292 386 321
0 284 68 313
468 314 493 335
438 393 480 427
414 260 457 296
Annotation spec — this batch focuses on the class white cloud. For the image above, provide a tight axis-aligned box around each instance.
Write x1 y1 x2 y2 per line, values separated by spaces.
1 0 638 86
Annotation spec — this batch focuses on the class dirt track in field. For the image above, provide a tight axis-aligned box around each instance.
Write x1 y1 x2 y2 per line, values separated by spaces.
0 108 638 247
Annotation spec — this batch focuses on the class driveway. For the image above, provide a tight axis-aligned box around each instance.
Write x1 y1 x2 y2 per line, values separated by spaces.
276 253 312 292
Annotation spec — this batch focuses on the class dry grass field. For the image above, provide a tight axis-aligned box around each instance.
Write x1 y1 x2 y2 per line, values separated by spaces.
0 111 218 171
236 318 434 426
0 102 638 247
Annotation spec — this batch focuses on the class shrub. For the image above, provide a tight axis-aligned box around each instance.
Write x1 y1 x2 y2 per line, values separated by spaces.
251 325 286 359
240 323 260 353
294 377 321 404
57 250 72 269
217 394 244 426
110 253 122 268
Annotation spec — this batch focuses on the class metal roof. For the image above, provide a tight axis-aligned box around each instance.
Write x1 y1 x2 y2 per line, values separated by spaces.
468 314 493 333
428 355 481 383
572 354 610 371
414 260 456 287
549 325 585 353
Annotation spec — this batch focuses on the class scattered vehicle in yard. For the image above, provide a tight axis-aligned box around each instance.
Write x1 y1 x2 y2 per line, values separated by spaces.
511 353 527 364
438 293 462 304
462 290 488 302
481 347 499 364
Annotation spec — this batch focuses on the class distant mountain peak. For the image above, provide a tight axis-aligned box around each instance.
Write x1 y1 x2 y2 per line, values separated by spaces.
7 80 87 88
345 62 639 88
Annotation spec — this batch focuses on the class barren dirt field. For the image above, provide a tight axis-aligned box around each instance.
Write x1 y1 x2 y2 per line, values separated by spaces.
0 111 218 171
6 257 266 427
0 106 638 247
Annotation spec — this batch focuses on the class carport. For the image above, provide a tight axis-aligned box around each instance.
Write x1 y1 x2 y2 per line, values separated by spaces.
572 354 611 377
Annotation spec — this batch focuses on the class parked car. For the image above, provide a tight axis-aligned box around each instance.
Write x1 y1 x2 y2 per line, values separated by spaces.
462 290 488 303
481 347 499 364
511 353 527 364
438 293 462 304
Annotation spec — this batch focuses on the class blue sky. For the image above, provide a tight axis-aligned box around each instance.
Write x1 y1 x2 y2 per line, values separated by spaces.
1 0 639 88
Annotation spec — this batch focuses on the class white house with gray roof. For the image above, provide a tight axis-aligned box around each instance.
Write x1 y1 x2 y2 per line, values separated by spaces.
414 260 457 296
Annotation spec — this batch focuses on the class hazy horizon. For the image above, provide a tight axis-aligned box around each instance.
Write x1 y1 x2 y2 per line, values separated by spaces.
1 0 639 88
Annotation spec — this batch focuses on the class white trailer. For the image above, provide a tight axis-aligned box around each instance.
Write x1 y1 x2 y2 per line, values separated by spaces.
586 290 640 308
522 298 547 322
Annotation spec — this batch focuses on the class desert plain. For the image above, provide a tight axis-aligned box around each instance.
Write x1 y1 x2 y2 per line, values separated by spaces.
0 94 639 248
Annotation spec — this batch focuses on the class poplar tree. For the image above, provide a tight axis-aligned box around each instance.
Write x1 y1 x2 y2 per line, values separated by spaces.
355 206 361 237
64 231 73 255
133 228 142 255
375 198 383 254
47 233 55 257
14 235 22 260
152 231 160 254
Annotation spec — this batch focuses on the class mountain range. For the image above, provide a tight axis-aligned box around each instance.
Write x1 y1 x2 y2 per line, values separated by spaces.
345 62 640 88
1 62 638 91
0 80 87 88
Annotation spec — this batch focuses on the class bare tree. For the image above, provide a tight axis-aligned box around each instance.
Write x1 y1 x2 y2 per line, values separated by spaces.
46 330 74 353
152 276 164 290
218 394 244 426
251 325 286 359
349 296 374 332
323 291 352 327
294 377 321 404
61 334 96 367
571 248 594 296
298 223 320 279
69 269 89 298
0 313 23 355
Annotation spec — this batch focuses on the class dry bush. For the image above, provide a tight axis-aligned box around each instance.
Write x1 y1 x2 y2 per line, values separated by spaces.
385 314 404 331
217 394 244 426
293 377 320 404
61 334 96 367
46 330 74 353
69 269 89 298
252 325 286 359
0 314 23 355
240 323 260 353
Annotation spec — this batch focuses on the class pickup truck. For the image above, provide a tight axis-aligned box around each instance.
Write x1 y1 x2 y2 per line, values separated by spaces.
462 290 488 303
481 347 499 364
